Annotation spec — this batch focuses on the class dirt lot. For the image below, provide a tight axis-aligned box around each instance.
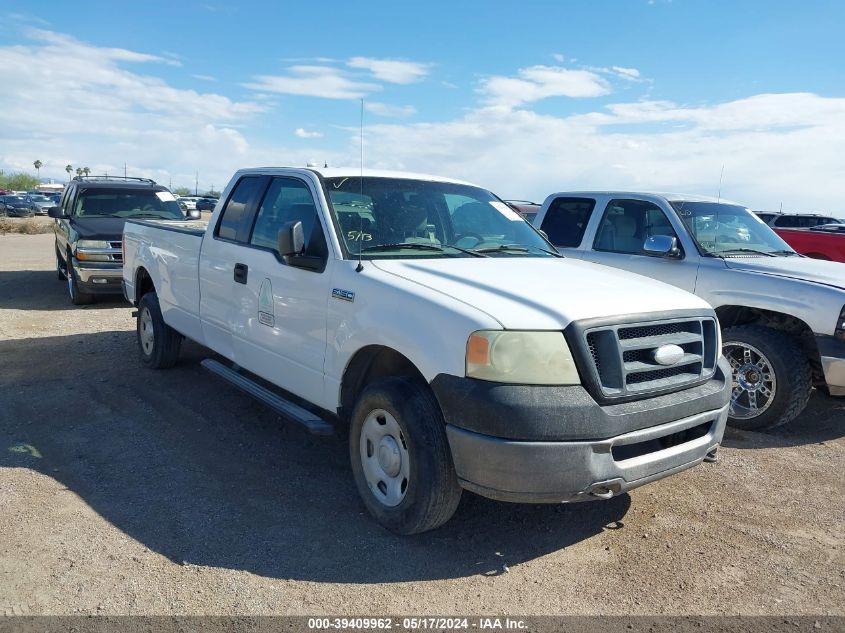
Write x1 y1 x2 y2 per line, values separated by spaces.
0 233 843 616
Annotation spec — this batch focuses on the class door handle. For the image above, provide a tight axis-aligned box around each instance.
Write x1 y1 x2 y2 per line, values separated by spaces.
233 263 248 284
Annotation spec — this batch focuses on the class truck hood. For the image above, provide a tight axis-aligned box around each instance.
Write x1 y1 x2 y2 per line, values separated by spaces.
723 256 845 290
70 217 128 240
370 258 709 330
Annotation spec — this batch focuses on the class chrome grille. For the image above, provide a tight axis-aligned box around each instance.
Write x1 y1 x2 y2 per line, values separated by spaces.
109 241 123 262
583 317 718 398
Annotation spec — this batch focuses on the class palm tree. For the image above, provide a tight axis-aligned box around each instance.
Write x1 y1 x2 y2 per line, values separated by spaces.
33 160 42 180
75 167 83 177
65 164 73 181
82 167 91 177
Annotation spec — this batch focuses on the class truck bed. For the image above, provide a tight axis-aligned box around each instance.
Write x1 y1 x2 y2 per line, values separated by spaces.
123 219 206 344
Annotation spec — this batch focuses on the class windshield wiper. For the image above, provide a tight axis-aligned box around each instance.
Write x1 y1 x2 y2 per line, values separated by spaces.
473 243 563 257
473 244 530 254
714 248 777 257
360 243 448 253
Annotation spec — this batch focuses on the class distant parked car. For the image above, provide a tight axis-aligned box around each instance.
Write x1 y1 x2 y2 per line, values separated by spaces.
178 196 199 210
756 212 842 228
25 194 55 215
0 195 36 217
505 200 541 223
195 197 217 212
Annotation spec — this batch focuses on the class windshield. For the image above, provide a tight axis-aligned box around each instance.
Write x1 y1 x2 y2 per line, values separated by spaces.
29 195 50 202
323 177 553 259
671 201 795 257
74 188 184 219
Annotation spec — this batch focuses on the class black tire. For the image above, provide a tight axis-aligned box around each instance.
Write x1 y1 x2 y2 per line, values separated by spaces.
66 256 94 305
722 325 812 431
349 376 462 535
137 292 182 369
56 246 67 281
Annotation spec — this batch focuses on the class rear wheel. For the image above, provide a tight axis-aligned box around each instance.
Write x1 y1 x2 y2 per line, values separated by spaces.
66 257 94 305
137 292 182 369
349 376 462 535
722 325 811 430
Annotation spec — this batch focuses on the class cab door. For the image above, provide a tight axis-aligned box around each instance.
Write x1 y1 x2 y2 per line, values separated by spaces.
229 175 333 406
199 175 266 360
581 197 700 292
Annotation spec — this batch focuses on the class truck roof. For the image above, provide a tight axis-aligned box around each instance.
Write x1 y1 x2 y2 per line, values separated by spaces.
234 166 478 187
544 191 745 206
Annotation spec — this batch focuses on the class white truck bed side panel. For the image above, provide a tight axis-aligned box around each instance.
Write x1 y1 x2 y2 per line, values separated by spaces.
125 222 205 344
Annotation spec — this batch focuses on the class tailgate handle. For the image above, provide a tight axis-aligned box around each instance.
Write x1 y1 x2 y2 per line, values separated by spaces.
233 263 248 284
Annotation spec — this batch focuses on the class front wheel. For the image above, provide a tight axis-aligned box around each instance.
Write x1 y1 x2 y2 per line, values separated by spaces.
137 292 182 369
66 257 94 305
722 325 811 430
349 377 462 535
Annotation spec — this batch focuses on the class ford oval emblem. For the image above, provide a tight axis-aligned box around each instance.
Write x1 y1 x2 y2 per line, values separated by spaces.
653 344 685 366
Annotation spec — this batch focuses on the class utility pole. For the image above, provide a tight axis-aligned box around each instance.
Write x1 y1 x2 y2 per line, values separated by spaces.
124 163 127 178
195 171 199 196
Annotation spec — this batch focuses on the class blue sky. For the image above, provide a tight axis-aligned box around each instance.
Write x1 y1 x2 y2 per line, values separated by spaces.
1 1 844 211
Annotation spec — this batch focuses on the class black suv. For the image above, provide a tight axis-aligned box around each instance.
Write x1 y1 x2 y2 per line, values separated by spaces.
755 211 842 228
50 176 191 304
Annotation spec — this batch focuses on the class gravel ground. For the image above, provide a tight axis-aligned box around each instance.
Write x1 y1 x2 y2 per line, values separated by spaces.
0 233 843 616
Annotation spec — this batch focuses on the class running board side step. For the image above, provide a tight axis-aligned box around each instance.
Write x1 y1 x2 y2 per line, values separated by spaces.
200 359 334 436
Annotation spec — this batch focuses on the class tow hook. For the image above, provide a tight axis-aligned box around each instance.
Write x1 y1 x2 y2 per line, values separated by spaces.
589 486 615 499
704 447 719 463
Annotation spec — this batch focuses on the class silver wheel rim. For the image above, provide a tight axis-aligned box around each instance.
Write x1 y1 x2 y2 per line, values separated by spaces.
359 408 410 507
723 341 777 419
139 307 155 356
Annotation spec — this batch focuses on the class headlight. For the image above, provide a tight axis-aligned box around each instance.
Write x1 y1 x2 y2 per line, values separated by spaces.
466 330 580 385
76 239 112 262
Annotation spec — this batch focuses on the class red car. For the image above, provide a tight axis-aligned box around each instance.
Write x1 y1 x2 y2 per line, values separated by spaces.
773 224 845 262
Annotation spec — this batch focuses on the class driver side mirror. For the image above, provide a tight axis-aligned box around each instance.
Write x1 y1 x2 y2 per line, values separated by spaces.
643 235 681 258
277 220 305 259
186 208 201 220
48 206 63 219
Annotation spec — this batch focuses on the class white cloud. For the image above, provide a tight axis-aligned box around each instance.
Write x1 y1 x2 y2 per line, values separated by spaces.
480 65 611 108
347 57 430 84
612 65 641 80
345 93 845 212
364 102 416 118
243 65 380 99
295 128 324 139
552 53 565 63
192 73 217 81
0 29 265 189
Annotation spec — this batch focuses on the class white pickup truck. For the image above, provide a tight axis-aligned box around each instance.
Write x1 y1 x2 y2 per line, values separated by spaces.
122 167 730 534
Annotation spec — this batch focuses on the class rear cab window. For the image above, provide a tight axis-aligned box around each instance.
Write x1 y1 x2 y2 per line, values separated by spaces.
215 176 264 242
539 197 595 247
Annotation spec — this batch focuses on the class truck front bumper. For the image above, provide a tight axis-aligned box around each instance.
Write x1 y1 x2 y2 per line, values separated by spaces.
816 335 845 397
72 259 124 294
432 357 731 503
